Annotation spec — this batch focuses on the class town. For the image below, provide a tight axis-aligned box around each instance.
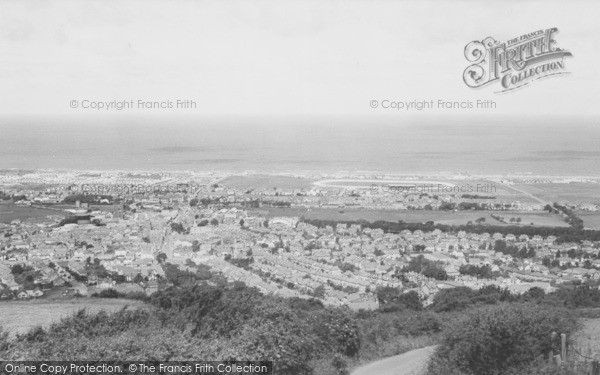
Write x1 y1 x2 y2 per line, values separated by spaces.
2 170 600 309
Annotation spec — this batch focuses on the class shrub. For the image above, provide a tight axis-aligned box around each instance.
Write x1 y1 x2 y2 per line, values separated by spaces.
377 288 423 312
427 303 578 375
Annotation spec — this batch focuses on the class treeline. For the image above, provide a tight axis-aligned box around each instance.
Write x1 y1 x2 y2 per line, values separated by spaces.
57 215 105 227
439 202 512 211
190 197 291 208
546 203 585 230
301 217 600 244
493 239 536 258
0 191 26 201
90 288 148 301
460 194 496 200
378 281 600 315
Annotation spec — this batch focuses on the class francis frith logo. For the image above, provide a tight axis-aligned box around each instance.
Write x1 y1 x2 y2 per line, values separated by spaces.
463 27 572 93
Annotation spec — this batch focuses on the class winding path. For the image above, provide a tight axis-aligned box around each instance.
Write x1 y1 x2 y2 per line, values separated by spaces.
351 346 438 375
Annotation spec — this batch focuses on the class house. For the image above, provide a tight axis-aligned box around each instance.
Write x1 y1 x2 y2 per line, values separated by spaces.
145 281 159 296
17 291 28 299
26 289 43 298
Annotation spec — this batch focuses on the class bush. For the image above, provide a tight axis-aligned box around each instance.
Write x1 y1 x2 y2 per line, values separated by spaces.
377 288 423 312
427 303 578 375
431 285 516 312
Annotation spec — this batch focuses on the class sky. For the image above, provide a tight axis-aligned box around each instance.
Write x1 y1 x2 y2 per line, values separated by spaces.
0 0 598 121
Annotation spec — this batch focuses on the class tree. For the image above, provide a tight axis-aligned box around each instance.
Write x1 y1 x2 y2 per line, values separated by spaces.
523 287 545 301
170 222 186 234
376 288 422 311
494 240 507 253
405 255 447 280
10 264 24 275
210 218 219 226
542 256 551 268
312 284 326 298
431 287 474 312
189 198 199 207
156 253 167 263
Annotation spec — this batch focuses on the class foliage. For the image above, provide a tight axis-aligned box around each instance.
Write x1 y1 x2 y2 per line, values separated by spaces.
376 288 423 312
431 285 516 312
404 255 448 280
170 222 187 234
458 264 495 279
91 288 149 301
427 303 578 375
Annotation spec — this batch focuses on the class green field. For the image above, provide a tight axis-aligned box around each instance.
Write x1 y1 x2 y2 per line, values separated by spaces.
250 207 569 227
577 211 600 230
0 202 64 224
222 174 315 190
0 298 145 336
515 182 600 205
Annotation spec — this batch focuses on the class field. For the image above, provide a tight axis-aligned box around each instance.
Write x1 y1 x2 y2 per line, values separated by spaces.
250 207 569 227
315 178 541 203
576 211 600 230
0 298 146 337
514 182 600 205
221 174 315 190
0 202 64 224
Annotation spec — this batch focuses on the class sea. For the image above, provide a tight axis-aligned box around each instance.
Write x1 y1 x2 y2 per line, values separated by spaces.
0 117 599 176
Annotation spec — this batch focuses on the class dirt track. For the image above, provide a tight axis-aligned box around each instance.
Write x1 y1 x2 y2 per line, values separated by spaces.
351 345 437 375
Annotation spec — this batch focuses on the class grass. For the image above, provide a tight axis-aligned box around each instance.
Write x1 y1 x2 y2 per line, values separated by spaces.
0 202 64 224
221 174 315 190
576 211 600 230
0 298 145 337
515 182 600 205
250 207 569 227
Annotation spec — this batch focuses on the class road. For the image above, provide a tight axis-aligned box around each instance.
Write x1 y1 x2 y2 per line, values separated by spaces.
351 346 437 375
496 181 549 205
